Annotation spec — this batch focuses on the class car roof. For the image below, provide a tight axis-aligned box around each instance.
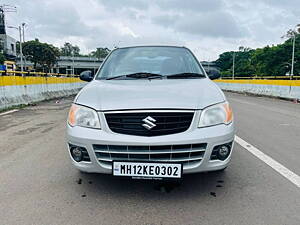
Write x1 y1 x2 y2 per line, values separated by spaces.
114 45 188 50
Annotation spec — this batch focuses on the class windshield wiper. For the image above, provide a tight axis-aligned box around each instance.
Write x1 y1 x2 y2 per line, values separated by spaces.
106 72 164 80
166 72 206 79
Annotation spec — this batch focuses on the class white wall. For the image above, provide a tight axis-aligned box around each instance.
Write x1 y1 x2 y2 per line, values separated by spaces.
0 77 85 110
216 81 300 100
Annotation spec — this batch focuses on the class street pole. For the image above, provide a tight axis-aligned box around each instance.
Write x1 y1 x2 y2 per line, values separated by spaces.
291 33 295 77
207 57 210 73
93 57 96 74
18 26 23 72
22 23 26 71
232 52 235 80
7 25 23 72
22 23 25 42
72 52 75 75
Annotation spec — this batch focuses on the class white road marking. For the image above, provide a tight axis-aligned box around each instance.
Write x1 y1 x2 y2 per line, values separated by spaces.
0 109 19 116
235 135 300 188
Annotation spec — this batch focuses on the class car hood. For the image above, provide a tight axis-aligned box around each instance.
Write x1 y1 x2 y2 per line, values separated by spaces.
75 79 225 111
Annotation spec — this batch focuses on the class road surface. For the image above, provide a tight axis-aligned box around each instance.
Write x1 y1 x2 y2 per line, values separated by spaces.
0 92 299 225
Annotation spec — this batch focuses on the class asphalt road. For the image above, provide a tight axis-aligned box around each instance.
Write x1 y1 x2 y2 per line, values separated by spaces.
0 92 299 225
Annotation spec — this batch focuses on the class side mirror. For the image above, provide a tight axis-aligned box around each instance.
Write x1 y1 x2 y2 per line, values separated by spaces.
207 70 221 80
80 70 94 82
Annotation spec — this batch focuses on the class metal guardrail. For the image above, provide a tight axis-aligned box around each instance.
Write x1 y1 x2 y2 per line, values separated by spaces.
0 70 79 77
220 76 300 80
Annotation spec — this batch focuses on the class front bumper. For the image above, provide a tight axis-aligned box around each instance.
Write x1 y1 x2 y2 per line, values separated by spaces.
66 117 235 175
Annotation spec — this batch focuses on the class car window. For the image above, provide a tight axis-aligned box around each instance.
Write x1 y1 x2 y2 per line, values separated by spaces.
96 46 204 79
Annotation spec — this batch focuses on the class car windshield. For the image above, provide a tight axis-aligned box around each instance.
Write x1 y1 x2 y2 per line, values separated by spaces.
96 46 205 79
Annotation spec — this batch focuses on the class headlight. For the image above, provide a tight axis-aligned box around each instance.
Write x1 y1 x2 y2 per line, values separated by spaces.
198 102 233 128
68 104 100 129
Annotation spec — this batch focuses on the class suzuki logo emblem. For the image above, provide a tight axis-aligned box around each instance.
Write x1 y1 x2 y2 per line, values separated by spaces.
142 116 156 130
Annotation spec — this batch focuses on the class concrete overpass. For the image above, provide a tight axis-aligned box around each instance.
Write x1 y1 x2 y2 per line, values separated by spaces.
56 56 104 74
201 61 220 73
16 56 104 75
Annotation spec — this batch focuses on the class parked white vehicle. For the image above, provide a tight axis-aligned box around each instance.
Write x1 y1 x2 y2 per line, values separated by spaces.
67 46 234 179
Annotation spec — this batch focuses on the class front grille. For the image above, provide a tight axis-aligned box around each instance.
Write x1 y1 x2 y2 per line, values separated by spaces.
105 112 194 136
93 143 207 169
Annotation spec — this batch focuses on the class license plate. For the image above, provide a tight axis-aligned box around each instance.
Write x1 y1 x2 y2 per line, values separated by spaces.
113 161 182 179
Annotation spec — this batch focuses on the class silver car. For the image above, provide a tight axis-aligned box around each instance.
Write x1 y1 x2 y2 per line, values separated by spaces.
67 46 234 179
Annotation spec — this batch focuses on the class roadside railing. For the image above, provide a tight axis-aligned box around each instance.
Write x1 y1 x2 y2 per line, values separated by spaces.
0 70 79 77
219 75 300 80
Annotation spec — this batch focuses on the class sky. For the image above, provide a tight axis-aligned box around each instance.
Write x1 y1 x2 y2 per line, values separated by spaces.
3 0 300 60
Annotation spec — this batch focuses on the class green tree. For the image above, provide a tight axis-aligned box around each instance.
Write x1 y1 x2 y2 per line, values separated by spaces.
60 42 80 56
215 24 300 76
215 47 255 77
280 25 300 75
249 34 300 76
215 25 300 77
89 47 110 58
22 39 60 71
